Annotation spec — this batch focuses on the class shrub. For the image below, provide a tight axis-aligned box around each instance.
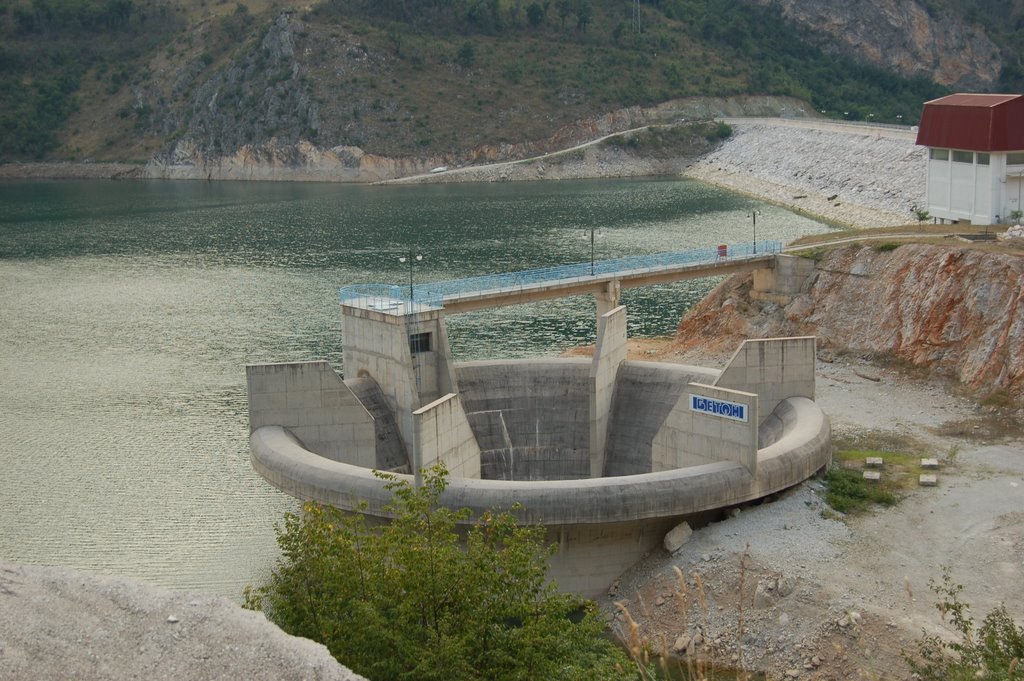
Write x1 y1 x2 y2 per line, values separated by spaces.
455 40 476 68
244 465 630 681
907 567 1024 680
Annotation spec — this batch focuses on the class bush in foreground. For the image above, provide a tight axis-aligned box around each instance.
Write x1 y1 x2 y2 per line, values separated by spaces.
244 465 630 681
907 568 1024 680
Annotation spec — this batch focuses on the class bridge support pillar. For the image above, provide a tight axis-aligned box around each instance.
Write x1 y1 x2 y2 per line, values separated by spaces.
594 279 621 319
752 255 815 305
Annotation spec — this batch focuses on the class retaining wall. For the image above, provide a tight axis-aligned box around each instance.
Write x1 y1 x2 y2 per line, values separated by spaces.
246 361 376 467
716 336 816 424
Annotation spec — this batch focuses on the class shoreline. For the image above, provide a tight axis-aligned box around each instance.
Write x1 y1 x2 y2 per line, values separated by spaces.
0 118 923 230
0 161 145 181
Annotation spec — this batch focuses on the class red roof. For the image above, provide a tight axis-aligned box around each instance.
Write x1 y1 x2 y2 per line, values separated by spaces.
915 93 1024 152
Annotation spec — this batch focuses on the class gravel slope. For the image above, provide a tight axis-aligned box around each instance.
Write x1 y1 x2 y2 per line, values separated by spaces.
0 563 366 681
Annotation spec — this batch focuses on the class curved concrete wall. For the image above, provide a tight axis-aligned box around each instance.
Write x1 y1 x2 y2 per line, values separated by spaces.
251 397 828 525
250 395 830 597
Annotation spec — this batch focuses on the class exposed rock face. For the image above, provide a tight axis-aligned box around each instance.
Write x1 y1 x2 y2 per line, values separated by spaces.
747 0 1002 89
147 138 424 182
677 245 1024 401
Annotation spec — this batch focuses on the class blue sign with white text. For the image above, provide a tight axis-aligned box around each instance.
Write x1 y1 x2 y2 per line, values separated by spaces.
689 394 748 422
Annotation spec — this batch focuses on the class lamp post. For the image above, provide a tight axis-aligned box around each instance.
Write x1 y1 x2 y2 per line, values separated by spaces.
398 250 422 303
585 228 596 275
747 210 761 253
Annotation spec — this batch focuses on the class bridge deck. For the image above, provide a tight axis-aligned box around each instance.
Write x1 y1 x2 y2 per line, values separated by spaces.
340 241 781 314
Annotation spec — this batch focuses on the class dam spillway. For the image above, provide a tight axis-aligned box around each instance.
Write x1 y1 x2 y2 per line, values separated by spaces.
245 250 830 596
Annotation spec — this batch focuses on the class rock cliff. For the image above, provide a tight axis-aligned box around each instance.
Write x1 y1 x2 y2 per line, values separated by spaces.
746 0 1002 90
676 244 1024 403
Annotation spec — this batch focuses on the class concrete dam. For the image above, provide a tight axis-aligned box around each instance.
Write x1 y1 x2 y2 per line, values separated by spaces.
246 247 831 597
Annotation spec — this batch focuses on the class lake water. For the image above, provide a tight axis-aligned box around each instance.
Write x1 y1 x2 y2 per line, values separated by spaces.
0 178 833 598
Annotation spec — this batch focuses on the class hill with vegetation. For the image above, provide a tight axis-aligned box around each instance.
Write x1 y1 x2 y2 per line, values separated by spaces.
0 0 1019 165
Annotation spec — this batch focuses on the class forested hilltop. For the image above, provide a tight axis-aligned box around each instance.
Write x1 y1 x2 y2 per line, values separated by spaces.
1 0 1021 164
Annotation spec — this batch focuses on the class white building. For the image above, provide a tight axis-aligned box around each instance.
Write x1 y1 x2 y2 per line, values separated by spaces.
916 93 1024 225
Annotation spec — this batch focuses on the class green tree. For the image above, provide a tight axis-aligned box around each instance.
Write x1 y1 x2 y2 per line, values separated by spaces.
244 465 630 681
912 205 931 228
574 0 593 32
456 40 477 67
526 1 545 27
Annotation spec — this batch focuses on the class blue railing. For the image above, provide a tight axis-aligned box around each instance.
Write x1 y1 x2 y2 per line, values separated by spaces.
339 240 780 313
338 283 444 311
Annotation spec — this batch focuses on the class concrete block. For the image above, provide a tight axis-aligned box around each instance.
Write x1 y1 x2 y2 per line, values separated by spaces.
289 426 318 448
862 470 881 482
920 458 939 469
287 390 324 412
919 474 938 487
250 408 287 430
865 457 884 468
321 389 352 409
318 425 348 446
295 407 332 427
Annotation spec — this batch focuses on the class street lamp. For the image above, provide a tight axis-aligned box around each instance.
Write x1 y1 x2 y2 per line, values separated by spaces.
583 228 597 275
398 250 423 303
747 210 761 253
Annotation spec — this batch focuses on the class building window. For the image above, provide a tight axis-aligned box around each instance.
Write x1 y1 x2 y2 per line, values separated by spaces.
930 148 949 161
976 153 990 165
409 332 432 354
1008 152 1024 165
952 150 973 164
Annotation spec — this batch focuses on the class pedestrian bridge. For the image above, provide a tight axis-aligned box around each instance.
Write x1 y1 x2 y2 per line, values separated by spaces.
339 240 782 315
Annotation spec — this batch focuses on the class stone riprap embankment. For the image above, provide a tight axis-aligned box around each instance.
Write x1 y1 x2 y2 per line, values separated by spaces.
684 119 926 228
0 563 366 681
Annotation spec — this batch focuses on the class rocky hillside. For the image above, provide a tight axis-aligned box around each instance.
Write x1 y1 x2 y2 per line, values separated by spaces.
746 0 1003 90
675 244 1024 404
146 97 779 182
0 0 1001 168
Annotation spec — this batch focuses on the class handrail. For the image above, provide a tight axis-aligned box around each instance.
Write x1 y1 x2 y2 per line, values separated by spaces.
339 241 781 313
